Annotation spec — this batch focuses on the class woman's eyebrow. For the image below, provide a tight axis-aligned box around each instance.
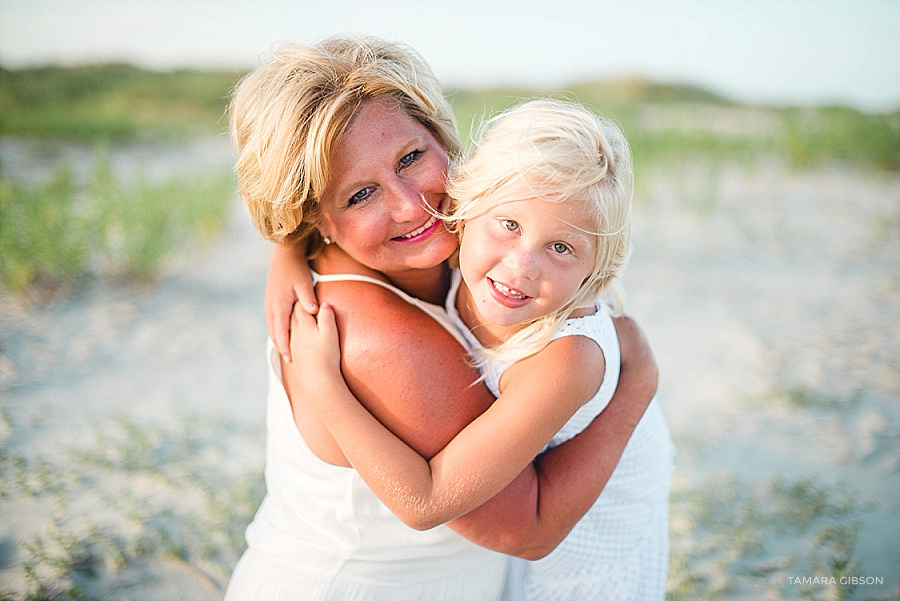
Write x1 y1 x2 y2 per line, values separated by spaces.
334 138 426 201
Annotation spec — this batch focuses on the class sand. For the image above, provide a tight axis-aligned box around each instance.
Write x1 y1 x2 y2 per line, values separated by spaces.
1 141 897 599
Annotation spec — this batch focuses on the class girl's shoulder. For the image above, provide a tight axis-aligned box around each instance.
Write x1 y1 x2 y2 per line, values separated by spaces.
499 332 606 401
554 303 618 348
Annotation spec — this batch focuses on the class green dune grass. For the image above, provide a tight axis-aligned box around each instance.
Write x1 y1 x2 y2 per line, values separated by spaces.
1 65 897 295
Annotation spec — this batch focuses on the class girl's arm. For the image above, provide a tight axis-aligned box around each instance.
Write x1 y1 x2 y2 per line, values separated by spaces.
266 240 318 362
447 314 656 559
282 270 656 558
291 304 606 531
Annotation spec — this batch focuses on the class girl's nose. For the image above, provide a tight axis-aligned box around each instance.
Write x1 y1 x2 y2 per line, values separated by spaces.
503 246 539 279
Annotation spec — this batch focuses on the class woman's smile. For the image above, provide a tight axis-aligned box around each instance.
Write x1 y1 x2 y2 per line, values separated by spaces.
316 100 458 276
392 202 443 242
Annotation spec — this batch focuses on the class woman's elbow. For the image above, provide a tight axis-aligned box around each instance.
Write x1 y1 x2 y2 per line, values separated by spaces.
484 524 564 560
507 536 561 561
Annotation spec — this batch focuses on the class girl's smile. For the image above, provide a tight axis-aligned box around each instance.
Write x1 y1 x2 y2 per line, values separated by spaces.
457 196 598 344
488 277 530 304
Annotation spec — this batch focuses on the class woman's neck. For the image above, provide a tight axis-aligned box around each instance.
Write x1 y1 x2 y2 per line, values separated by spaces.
386 263 450 306
455 279 521 348
312 246 450 306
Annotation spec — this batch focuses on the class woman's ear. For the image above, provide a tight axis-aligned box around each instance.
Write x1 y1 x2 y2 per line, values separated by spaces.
317 228 333 245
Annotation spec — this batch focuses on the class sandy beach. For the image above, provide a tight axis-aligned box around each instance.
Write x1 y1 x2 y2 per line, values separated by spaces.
1 138 897 599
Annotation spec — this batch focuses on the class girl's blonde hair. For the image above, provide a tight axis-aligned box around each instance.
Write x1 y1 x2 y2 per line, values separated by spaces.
229 35 460 254
447 98 633 368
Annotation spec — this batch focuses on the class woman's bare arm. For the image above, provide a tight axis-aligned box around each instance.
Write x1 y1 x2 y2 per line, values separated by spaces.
266 240 318 362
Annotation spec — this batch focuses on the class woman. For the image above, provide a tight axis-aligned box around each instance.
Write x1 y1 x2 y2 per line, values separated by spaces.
225 36 659 600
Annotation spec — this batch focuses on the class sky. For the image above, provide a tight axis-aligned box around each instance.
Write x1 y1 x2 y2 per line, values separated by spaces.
1 0 898 112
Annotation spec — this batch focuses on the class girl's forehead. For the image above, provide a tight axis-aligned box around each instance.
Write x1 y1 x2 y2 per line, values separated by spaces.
489 196 594 227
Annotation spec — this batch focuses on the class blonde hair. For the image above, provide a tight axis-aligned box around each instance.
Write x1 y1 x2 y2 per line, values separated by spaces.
229 35 460 253
447 98 633 368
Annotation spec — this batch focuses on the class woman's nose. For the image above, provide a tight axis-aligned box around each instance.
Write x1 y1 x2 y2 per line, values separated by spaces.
387 180 425 222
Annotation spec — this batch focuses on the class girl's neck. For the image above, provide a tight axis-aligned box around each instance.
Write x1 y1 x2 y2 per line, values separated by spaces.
455 279 524 348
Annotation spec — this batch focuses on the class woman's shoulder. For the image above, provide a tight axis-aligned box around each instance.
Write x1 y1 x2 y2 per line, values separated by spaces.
315 276 443 343
311 250 457 348
309 260 493 459
310 254 427 324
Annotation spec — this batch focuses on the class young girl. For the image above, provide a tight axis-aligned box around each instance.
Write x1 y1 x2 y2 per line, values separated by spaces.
292 99 674 600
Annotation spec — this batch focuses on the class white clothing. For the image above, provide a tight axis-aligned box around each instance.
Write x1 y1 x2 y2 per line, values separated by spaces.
446 270 675 601
225 272 509 601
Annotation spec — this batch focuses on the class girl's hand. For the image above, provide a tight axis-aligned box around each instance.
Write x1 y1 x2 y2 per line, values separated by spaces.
266 240 318 363
289 304 344 399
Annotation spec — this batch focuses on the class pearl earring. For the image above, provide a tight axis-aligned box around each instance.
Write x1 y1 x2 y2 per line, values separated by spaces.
323 236 332 245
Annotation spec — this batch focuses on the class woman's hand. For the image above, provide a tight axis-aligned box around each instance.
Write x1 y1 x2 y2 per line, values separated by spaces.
266 240 318 362
289 304 344 399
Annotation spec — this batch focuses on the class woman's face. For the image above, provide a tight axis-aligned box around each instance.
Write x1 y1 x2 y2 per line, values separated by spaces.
317 98 458 277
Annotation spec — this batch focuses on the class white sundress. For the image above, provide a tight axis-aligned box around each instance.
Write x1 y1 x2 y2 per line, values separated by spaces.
224 272 509 601
444 269 676 601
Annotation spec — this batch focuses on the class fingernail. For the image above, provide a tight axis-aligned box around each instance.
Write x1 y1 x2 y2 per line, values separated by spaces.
309 303 318 311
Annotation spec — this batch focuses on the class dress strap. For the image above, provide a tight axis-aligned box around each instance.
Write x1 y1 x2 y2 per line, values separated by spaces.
311 271 470 349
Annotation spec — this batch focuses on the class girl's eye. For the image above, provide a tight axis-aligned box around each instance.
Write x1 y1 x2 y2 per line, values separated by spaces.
399 150 423 169
348 187 373 206
552 242 572 255
501 219 520 232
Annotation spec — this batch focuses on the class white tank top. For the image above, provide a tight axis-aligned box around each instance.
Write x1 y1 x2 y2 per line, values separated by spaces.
231 272 509 600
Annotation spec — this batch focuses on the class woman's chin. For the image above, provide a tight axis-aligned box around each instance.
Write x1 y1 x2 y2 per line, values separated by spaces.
397 231 458 270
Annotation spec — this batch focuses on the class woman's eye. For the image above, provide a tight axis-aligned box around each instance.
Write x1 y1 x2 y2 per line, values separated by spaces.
552 242 572 255
348 187 372 206
501 219 519 232
399 150 423 169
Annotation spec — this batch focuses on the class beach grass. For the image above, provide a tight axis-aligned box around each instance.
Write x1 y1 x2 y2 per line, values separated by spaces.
667 473 873 601
1 65 896 170
1 66 896 298
0 412 264 600
0 64 240 140
447 79 899 173
0 145 235 294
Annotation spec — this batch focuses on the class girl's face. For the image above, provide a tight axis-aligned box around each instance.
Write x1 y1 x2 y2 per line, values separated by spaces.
458 196 597 332
317 99 458 277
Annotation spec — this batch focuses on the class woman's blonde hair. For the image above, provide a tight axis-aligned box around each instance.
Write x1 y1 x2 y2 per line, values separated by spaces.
229 35 460 254
446 98 633 369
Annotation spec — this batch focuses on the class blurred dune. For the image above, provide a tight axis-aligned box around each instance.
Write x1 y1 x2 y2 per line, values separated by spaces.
0 67 898 599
